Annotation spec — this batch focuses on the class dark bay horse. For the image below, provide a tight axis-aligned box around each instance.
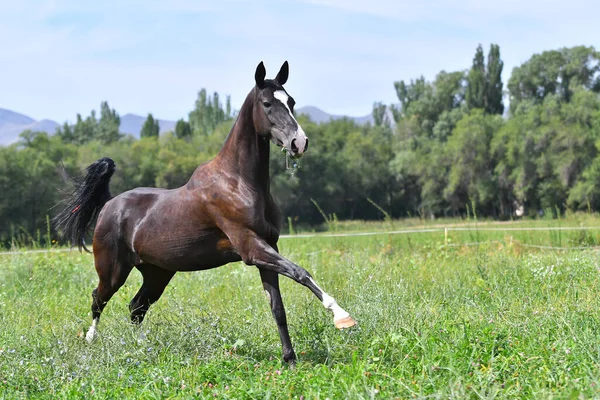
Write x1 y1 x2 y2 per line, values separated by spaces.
53 61 356 364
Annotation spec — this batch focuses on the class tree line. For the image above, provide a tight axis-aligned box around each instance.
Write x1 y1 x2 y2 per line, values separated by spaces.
1 44 599 245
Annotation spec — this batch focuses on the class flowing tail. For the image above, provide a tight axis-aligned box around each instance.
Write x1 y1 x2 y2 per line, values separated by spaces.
53 157 116 253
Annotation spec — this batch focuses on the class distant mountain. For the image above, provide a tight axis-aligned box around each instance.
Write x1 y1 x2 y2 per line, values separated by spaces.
0 106 391 146
0 109 178 145
0 109 59 145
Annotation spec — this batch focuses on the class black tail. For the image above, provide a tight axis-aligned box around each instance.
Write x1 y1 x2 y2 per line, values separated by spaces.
53 157 116 253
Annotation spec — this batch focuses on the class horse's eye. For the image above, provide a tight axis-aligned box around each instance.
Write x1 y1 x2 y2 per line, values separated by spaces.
263 102 271 108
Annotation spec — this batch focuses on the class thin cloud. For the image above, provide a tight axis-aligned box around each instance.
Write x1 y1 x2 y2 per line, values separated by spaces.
0 0 598 123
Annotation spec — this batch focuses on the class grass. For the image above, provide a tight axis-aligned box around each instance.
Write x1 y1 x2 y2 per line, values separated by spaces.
2 217 600 398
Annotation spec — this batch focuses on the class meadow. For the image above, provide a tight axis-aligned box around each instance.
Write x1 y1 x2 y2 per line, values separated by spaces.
2 216 600 399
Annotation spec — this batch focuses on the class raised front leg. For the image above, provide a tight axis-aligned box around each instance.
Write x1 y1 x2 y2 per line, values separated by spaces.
230 229 356 329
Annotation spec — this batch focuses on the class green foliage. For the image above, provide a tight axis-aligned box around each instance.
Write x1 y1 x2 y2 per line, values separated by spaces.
0 131 77 244
508 45 600 114
56 101 122 145
390 67 468 216
394 71 466 137
174 118 192 139
466 44 486 110
97 101 122 143
491 87 600 217
4 44 600 243
486 44 505 115
466 43 505 115
444 109 504 213
188 89 233 136
371 101 389 127
140 113 160 138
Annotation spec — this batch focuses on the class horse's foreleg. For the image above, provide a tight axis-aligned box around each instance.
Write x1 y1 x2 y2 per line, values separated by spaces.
240 236 356 329
259 268 297 364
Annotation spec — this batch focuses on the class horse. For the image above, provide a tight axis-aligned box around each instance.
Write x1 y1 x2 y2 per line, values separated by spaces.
53 61 356 365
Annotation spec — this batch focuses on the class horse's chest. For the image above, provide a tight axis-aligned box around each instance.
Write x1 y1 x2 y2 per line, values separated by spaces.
249 218 279 244
223 195 280 243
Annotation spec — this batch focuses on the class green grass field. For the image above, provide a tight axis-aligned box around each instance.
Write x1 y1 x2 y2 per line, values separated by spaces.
2 217 600 399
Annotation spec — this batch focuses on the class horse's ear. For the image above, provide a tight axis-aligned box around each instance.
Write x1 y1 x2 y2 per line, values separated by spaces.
255 61 266 87
275 61 289 85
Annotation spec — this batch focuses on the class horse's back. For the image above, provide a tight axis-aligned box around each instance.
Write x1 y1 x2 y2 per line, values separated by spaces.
98 186 172 226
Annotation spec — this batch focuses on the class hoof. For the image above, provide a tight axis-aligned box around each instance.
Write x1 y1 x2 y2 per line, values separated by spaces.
86 319 99 343
85 330 95 343
334 316 357 329
283 351 297 366
286 359 297 370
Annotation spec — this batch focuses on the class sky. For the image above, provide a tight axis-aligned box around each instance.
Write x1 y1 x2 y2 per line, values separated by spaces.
1 0 599 123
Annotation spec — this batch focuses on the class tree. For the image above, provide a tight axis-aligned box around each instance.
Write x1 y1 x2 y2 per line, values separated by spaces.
140 113 160 138
73 111 97 144
568 140 600 211
188 89 233 136
466 44 486 110
226 95 232 118
486 44 504 115
508 46 600 113
97 101 122 143
466 43 504 115
444 109 504 214
0 131 77 244
393 71 466 137
56 121 75 143
390 70 467 216
372 102 389 127
56 101 122 145
175 119 192 139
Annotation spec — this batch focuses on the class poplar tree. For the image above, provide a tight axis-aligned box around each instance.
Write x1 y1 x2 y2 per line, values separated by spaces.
141 113 159 138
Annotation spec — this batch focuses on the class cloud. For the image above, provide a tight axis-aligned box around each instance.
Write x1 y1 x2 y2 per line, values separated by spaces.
300 0 590 23
1 0 599 122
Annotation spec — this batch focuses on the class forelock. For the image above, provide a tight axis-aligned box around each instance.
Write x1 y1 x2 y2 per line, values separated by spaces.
263 79 284 92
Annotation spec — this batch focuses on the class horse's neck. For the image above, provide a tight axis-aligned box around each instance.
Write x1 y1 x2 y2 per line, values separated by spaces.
214 104 271 193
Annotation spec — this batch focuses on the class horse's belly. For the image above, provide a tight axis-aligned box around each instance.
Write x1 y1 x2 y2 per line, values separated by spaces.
135 229 241 271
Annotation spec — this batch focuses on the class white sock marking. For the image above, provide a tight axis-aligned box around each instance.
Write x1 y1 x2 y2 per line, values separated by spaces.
86 318 98 343
309 278 350 321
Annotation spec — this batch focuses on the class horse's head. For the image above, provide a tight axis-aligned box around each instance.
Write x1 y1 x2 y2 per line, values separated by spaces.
252 61 308 158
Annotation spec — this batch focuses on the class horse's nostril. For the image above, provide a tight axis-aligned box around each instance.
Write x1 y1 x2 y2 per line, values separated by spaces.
304 138 309 152
291 139 298 154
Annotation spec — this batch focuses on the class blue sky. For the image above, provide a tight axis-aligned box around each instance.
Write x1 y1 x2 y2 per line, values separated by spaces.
1 0 599 123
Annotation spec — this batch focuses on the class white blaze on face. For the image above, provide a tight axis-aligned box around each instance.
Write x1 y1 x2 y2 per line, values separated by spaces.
309 278 350 321
273 90 308 154
273 90 293 118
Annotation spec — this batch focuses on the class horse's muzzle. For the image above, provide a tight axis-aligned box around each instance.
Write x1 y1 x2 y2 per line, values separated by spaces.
291 135 308 157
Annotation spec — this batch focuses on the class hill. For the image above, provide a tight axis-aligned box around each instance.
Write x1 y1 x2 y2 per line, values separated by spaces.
0 106 388 145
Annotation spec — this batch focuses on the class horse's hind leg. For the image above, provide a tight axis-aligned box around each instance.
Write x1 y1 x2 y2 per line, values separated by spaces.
86 245 133 342
259 268 296 364
129 264 175 324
